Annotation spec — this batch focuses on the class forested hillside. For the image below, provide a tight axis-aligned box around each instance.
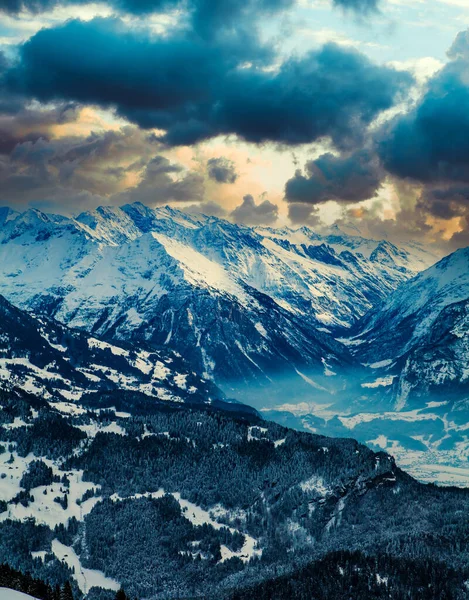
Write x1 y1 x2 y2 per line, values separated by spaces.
229 551 469 599
2 387 469 598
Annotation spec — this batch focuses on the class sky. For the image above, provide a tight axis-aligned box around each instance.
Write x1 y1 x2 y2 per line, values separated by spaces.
1 0 469 251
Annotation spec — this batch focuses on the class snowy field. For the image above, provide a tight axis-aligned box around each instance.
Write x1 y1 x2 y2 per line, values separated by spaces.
0 589 37 600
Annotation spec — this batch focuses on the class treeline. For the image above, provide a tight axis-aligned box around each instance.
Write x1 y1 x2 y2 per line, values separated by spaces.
0 563 133 600
4 389 469 598
228 550 469 600
0 563 72 600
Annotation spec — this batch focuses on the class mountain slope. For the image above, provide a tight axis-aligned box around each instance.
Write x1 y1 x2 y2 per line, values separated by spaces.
0 294 231 411
2 387 469 599
229 551 469 600
347 246 469 411
261 246 469 485
0 203 436 405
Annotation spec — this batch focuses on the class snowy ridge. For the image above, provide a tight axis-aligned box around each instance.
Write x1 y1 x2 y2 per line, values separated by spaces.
0 293 226 408
345 246 469 411
0 202 437 401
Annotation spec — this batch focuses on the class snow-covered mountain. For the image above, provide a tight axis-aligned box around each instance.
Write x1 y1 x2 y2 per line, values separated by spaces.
260 246 469 486
346 246 469 411
0 202 436 404
0 293 231 411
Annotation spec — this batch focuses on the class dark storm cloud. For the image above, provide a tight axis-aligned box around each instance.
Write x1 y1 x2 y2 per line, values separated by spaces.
0 49 83 154
230 194 278 225
0 0 59 13
0 0 291 15
288 202 321 226
285 150 383 205
0 51 32 121
418 187 469 220
207 157 238 184
0 0 294 31
369 28 469 249
5 18 412 149
187 0 294 42
377 29 469 185
0 0 376 22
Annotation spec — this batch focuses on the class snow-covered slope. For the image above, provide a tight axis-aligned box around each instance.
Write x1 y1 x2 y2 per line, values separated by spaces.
251 245 469 486
0 294 228 410
345 247 469 411
0 382 426 598
0 203 436 403
0 589 39 600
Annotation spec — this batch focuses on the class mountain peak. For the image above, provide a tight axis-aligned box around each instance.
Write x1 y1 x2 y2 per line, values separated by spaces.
0 206 20 227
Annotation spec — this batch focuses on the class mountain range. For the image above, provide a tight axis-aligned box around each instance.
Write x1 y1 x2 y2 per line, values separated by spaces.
265 242 469 486
0 293 245 416
0 203 438 406
2 202 469 487
2 203 469 598
348 245 469 411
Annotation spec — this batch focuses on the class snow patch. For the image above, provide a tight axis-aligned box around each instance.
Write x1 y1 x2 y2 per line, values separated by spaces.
51 539 119 594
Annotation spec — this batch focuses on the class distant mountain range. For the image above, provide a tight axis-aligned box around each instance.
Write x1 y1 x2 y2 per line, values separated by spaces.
2 202 469 484
0 203 437 405
268 245 469 486
347 245 469 411
2 203 469 598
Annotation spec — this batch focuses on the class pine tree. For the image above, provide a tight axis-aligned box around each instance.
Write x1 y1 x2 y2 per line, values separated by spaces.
115 589 129 600
60 581 74 600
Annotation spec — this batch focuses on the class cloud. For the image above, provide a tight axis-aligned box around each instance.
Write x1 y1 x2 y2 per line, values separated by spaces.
0 0 294 23
0 0 59 14
114 155 205 205
367 28 469 249
377 29 469 185
288 202 321 226
335 183 434 247
0 124 205 210
332 0 380 15
418 187 469 220
230 193 278 225
6 18 412 150
207 156 238 184
0 0 380 28
448 217 469 249
183 200 228 217
187 0 294 40
285 149 383 205
0 102 79 154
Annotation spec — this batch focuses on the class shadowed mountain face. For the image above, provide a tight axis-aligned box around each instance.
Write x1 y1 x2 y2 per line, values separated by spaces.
0 293 243 413
261 246 469 487
0 203 436 405
345 246 469 411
